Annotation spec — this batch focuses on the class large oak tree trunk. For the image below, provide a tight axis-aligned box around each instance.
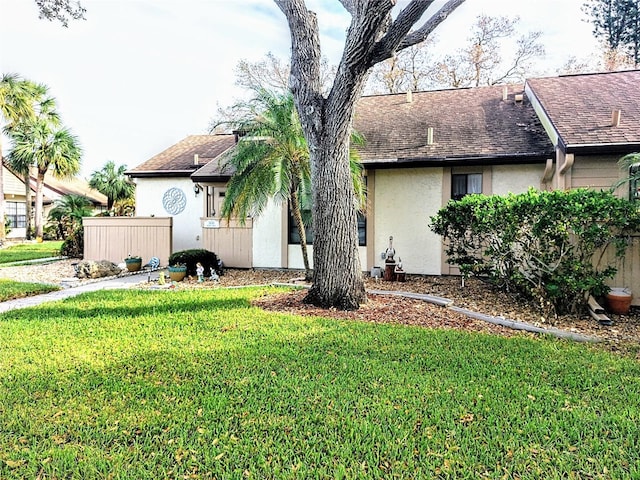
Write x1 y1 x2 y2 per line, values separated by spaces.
304 132 365 309
275 0 467 310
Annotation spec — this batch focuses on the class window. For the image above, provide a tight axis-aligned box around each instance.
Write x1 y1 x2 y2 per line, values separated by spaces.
205 186 226 217
6 202 26 228
288 209 367 247
452 173 482 200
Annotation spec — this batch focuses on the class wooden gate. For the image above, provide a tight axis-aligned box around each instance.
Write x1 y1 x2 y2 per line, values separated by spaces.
201 218 252 268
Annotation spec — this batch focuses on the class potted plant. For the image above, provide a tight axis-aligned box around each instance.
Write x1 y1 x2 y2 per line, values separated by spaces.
167 263 187 282
125 255 142 272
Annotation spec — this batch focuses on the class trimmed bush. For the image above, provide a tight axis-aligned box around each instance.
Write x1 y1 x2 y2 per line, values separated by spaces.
168 249 220 277
61 228 84 258
430 188 640 316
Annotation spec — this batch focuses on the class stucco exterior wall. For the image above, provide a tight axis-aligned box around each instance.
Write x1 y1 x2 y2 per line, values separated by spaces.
134 177 202 253
492 164 546 195
373 168 443 275
252 199 286 268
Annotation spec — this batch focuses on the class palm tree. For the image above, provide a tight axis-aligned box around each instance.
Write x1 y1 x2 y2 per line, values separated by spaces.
10 119 82 239
221 90 366 280
0 73 39 241
89 160 135 210
614 152 640 200
48 193 93 238
6 86 60 239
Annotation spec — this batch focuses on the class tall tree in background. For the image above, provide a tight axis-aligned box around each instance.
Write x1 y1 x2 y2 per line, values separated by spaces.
367 40 438 93
274 0 466 309
0 73 40 242
433 14 544 87
10 119 82 239
583 0 640 68
6 85 60 239
89 161 135 210
366 14 544 94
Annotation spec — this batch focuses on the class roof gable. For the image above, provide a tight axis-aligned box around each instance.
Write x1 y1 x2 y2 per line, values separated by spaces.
526 70 640 151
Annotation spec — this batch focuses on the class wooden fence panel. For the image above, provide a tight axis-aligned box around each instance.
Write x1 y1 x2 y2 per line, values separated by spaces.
201 218 252 268
601 234 640 306
83 217 172 266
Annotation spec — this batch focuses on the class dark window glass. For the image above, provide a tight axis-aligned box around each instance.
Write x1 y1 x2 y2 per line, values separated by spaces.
452 173 482 200
288 209 366 246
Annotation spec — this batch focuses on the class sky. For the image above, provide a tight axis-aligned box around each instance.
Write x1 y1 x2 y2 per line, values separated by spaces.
0 0 600 178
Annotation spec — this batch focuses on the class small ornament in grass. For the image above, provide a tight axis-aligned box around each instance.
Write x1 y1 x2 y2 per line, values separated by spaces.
196 262 205 283
210 267 219 282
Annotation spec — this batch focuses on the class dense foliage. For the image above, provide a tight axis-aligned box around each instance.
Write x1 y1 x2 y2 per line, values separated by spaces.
168 248 220 277
583 0 640 67
60 227 83 258
430 189 640 315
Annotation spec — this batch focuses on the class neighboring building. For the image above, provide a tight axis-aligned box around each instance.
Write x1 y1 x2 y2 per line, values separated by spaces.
3 166 107 239
127 70 640 275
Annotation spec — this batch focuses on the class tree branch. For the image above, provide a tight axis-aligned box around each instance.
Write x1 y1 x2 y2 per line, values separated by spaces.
273 0 324 138
398 0 466 51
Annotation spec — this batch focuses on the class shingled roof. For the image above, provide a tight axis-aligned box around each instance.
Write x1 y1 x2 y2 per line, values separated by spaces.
525 70 640 153
353 84 553 167
127 134 236 177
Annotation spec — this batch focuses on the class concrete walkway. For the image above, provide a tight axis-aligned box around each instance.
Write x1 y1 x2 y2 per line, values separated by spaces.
0 273 601 342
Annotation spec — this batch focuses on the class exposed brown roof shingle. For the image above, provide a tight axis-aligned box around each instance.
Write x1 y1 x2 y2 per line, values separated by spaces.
526 70 640 150
354 84 553 166
128 134 236 177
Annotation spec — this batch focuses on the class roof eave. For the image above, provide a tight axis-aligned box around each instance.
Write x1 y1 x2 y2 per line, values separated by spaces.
126 170 196 178
362 152 553 169
563 142 640 155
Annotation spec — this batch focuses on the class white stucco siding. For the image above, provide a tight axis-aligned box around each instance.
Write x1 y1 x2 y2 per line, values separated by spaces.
373 168 443 275
285 245 367 271
134 177 202 252
492 164 545 195
252 199 286 268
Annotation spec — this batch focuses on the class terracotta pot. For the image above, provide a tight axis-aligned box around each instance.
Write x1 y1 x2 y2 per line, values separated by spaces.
606 288 633 315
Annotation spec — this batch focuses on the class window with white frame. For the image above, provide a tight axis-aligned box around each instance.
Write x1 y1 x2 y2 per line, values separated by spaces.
6 202 26 228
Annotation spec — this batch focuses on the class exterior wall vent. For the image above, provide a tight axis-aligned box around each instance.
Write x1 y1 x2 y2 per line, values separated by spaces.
406 90 413 103
427 127 434 145
194 154 199 165
514 93 524 103
612 109 622 127
502 86 508 101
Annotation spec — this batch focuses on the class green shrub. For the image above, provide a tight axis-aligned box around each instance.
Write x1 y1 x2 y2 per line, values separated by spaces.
430 188 640 316
60 228 84 258
168 249 220 277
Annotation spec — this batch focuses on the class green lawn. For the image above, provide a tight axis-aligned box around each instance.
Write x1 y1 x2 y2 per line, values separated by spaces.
0 241 63 265
0 287 639 479
0 279 59 301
